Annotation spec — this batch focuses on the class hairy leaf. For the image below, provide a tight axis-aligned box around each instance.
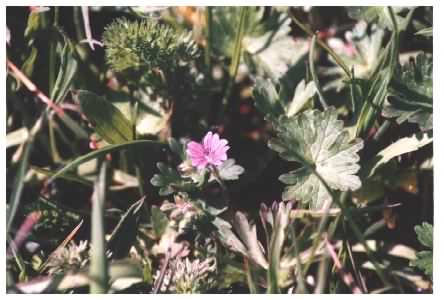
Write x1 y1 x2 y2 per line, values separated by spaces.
269 107 364 209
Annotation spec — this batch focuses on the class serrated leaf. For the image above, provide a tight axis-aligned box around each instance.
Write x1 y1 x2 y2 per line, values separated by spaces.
150 162 195 196
243 16 308 81
383 52 433 131
415 222 433 248
75 90 133 144
347 6 415 31
269 107 364 209
209 159 245 182
410 222 433 277
410 250 433 277
212 7 307 81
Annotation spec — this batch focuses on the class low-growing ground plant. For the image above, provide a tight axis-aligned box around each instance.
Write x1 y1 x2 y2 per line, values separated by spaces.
6 6 433 294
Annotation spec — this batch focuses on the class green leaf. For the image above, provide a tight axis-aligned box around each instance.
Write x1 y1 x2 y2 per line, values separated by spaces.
7 142 32 234
107 198 145 259
383 52 433 131
151 206 169 239
252 78 285 120
212 7 307 81
243 13 308 81
415 27 432 37
267 202 291 294
286 80 316 117
415 222 433 248
209 159 245 182
410 251 432 277
410 222 433 277
75 90 133 144
50 140 164 181
89 161 109 293
150 162 195 196
233 212 268 269
168 137 186 161
365 131 432 177
50 37 78 104
347 6 415 31
269 107 364 209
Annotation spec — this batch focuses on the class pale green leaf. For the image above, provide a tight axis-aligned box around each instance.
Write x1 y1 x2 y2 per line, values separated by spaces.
286 80 316 117
209 159 245 182
415 222 433 248
366 131 432 177
269 107 364 209
347 6 415 31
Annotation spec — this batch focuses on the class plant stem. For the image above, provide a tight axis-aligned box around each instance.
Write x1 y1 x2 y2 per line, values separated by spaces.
289 11 351 79
210 165 230 205
205 7 213 68
221 7 248 109
314 170 392 286
309 35 328 110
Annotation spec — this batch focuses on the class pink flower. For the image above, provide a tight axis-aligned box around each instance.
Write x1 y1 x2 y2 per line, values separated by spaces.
186 132 230 169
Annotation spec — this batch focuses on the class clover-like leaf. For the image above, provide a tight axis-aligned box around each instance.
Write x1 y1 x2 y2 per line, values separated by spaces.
269 107 364 209
209 159 245 182
383 52 432 131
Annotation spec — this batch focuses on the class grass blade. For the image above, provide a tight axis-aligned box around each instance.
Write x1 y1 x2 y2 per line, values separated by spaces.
89 161 109 293
49 139 164 181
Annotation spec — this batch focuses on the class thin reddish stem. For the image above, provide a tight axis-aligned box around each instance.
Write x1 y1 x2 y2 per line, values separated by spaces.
325 237 363 294
7 59 65 117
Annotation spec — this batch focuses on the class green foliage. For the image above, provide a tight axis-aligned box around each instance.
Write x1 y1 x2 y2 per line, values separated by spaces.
212 7 307 81
347 6 415 31
410 222 433 277
269 108 364 209
150 162 196 196
383 52 433 131
6 6 434 294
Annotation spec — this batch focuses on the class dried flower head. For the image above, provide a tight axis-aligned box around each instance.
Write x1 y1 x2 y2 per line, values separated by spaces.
46 240 89 275
186 132 230 169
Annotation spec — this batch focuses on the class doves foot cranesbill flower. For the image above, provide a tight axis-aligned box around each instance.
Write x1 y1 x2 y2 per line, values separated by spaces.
186 132 230 170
